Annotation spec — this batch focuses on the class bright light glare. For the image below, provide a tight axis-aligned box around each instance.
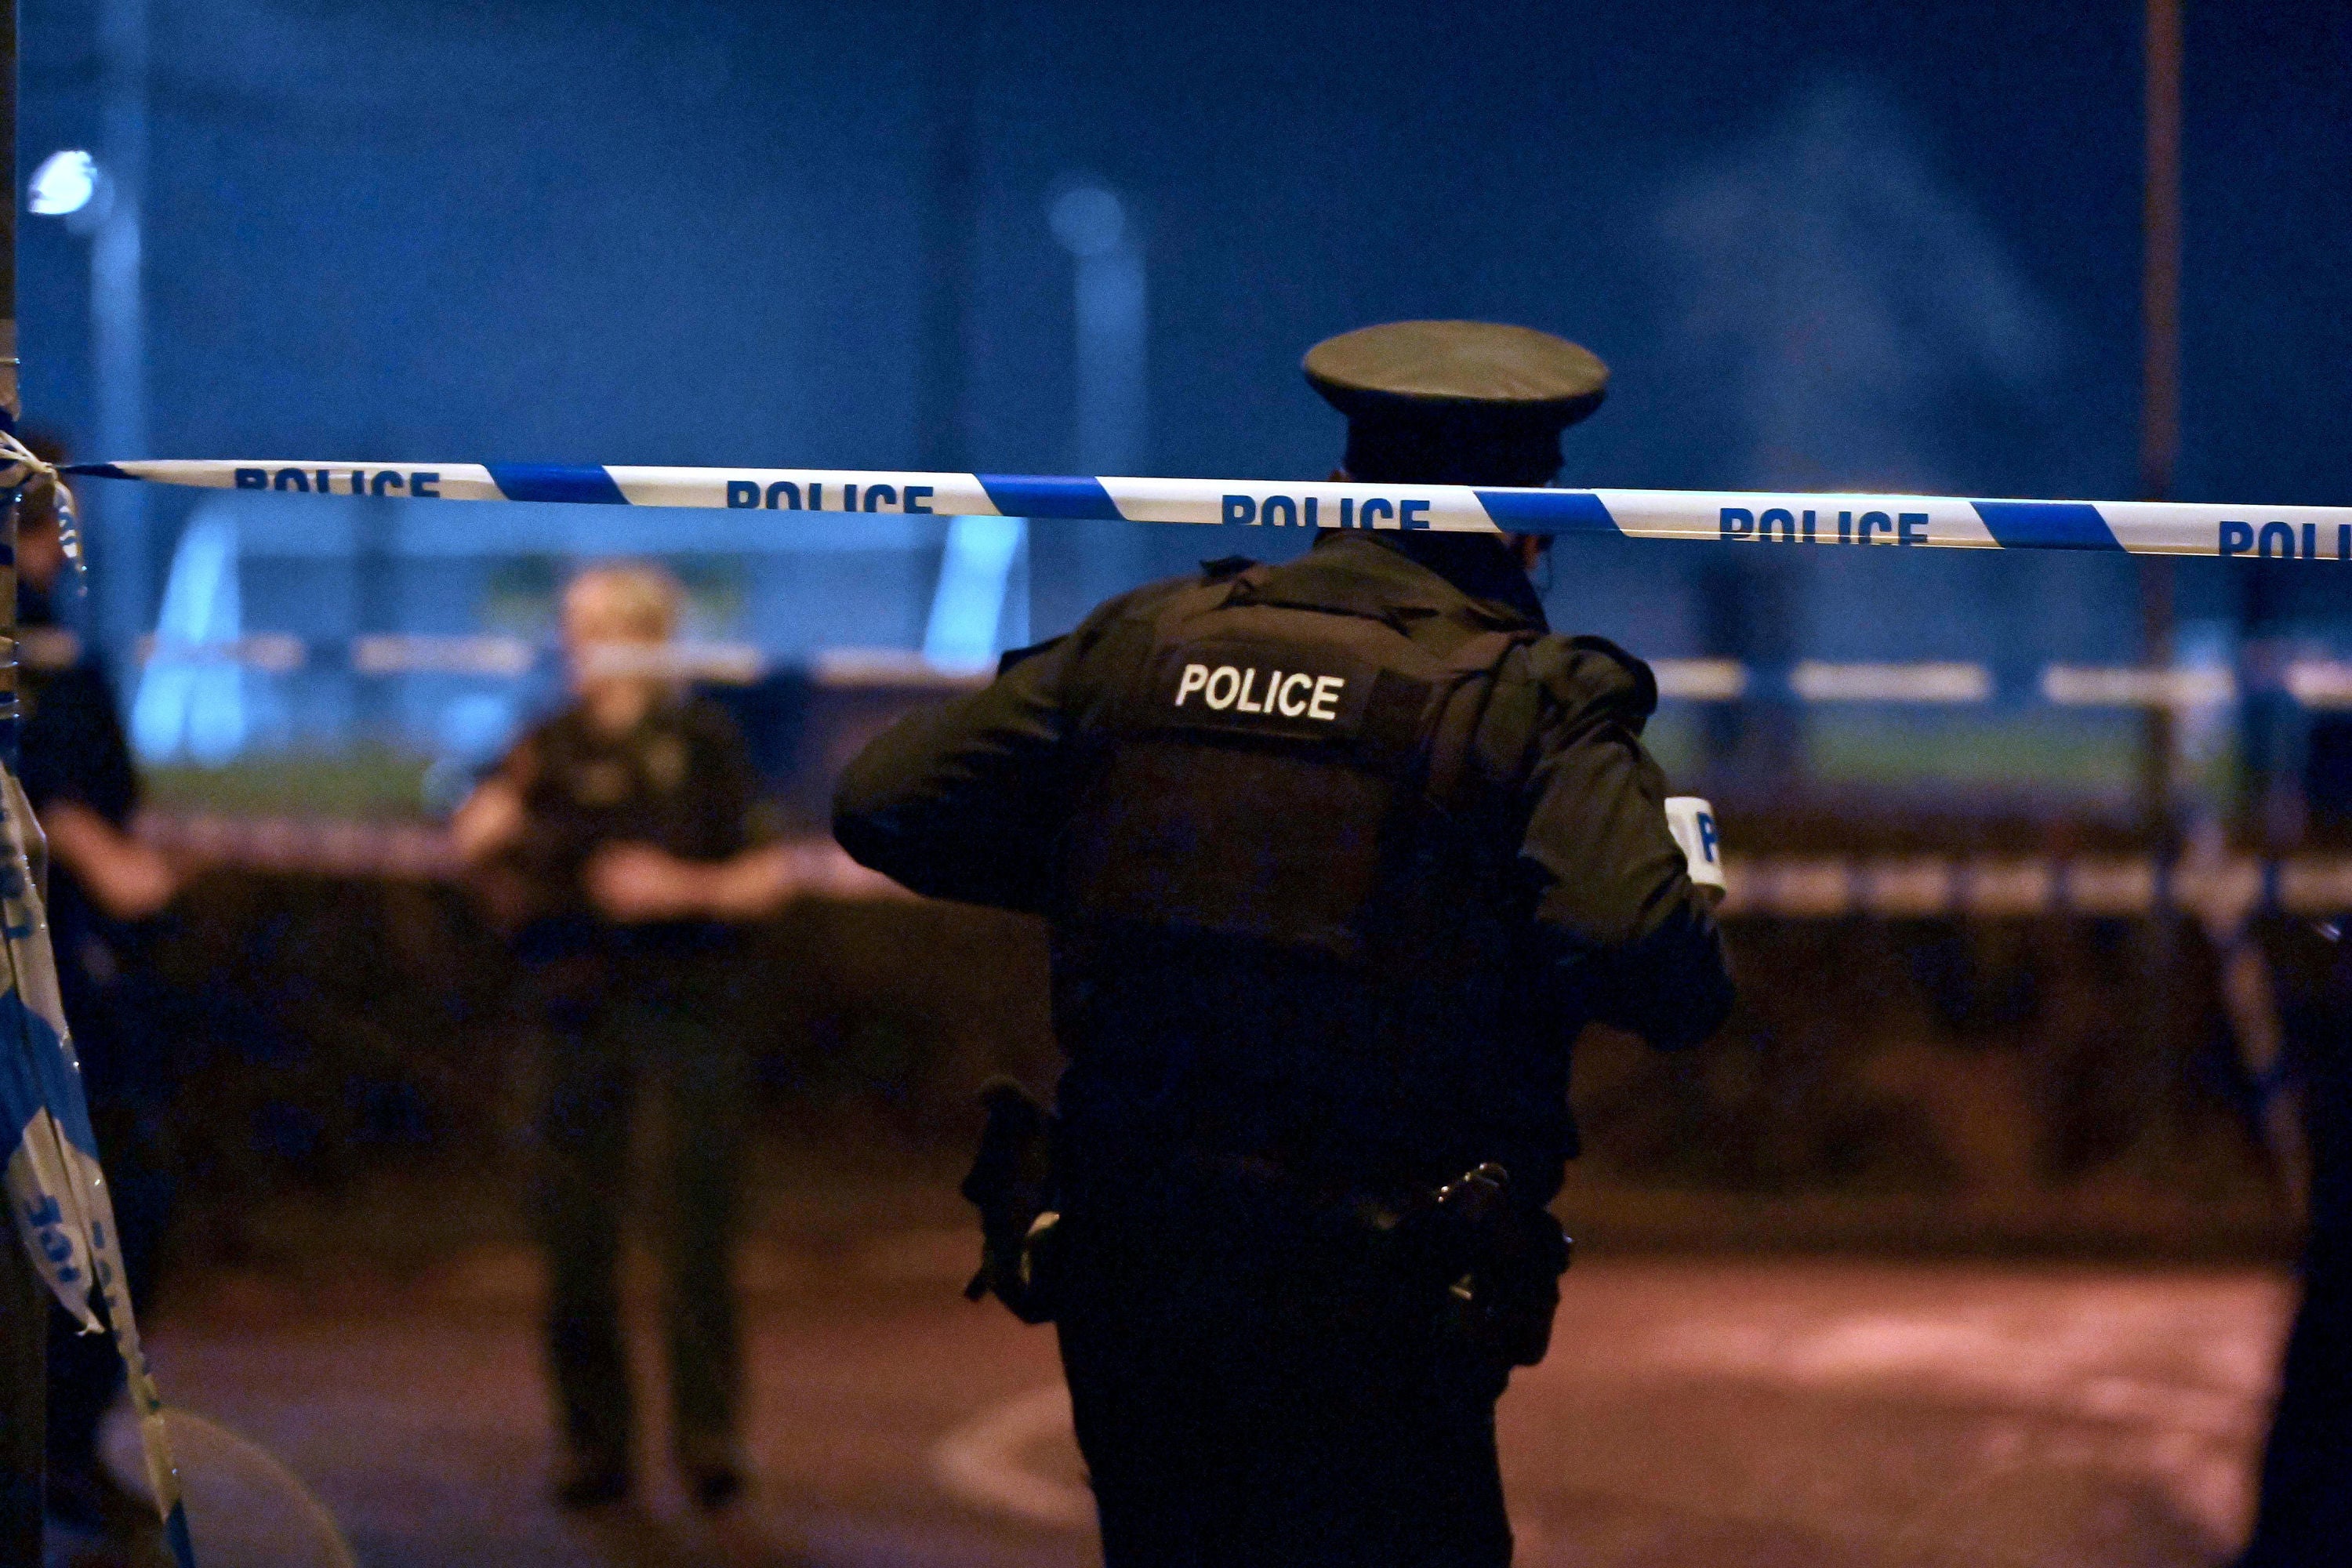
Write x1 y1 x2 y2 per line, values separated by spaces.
28 150 98 216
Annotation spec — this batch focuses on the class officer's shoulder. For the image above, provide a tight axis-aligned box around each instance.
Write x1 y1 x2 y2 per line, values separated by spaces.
1516 634 1659 728
507 704 580 774
1020 564 1258 695
510 706 564 752
679 688 746 734
670 691 750 759
1066 563 1247 646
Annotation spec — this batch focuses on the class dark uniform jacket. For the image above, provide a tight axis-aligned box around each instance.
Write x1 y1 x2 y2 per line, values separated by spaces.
835 533 1733 1208
487 691 758 971
16 586 159 1110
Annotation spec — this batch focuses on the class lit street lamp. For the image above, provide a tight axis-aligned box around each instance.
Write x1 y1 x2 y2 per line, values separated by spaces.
28 139 150 661
26 0 154 666
1034 180 1149 630
28 148 107 226
1049 183 1147 480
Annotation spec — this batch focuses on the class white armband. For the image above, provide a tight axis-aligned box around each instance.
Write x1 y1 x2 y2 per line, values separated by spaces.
1664 797 1725 894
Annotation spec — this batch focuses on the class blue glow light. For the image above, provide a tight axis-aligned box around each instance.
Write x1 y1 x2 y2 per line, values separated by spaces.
28 150 100 216
132 510 249 764
1049 186 1125 258
923 515 1028 672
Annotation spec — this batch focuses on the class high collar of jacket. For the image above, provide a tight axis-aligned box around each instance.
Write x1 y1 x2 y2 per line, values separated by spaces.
1288 530 1550 632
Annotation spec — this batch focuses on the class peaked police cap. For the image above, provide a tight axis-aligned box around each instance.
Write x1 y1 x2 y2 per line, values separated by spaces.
1304 321 1608 488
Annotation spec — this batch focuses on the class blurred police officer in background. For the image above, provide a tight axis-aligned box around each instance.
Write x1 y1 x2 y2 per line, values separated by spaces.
833 321 1736 1567
16 439 183 1537
453 563 768 1512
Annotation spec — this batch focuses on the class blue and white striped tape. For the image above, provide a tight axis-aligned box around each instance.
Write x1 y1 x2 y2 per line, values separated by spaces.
67 460 2352 561
3 441 197 1564
2 768 196 1565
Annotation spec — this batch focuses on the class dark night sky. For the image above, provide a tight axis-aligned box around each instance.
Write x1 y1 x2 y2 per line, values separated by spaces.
13 0 2352 654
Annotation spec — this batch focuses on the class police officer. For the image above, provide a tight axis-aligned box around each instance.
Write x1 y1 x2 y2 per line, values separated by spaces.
2237 913 2352 1566
13 444 182 1536
453 564 763 1511
835 321 1735 1567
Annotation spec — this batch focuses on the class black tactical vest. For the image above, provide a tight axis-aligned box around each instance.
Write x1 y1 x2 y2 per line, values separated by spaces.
1058 562 1537 969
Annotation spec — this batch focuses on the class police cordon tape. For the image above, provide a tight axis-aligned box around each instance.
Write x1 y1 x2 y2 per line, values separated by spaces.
0 437 199 1566
64 459 2352 561
123 813 2352 926
41 628 2352 712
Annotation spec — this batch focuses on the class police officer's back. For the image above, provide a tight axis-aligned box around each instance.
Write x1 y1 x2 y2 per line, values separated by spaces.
835 321 1733 1567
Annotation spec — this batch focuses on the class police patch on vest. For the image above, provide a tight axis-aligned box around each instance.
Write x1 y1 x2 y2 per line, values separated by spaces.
1147 641 1377 741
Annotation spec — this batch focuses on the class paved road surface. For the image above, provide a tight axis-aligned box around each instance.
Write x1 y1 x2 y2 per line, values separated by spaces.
94 1241 2293 1568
